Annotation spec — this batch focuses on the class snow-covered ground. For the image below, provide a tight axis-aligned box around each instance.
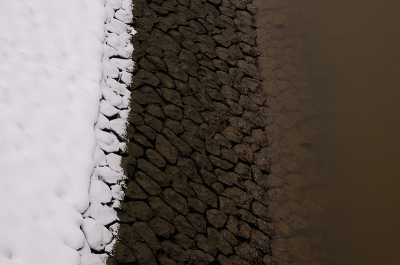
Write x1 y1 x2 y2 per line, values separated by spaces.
0 0 134 264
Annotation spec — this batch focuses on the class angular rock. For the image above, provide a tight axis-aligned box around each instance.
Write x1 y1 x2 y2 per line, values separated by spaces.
149 216 175 238
206 209 228 229
148 196 175 222
163 188 189 215
156 134 179 164
173 215 197 238
186 213 207 234
190 182 218 207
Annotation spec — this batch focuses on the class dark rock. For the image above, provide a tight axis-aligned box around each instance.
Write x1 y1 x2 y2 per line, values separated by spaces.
214 133 232 148
237 209 257 225
196 234 217 255
165 119 184 134
250 229 269 253
206 209 228 229
234 242 258 261
186 213 207 234
213 59 229 71
137 159 170 186
233 144 254 163
216 169 237 186
187 250 215 264
135 171 162 195
222 126 243 143
257 218 275 238
176 5 197 20
136 125 156 140
144 114 164 132
162 127 192 156
161 88 182 106
209 155 234 170
191 152 212 170
113 241 136 264
174 233 196 250
196 43 218 59
133 133 153 147
152 29 181 53
147 55 167 71
122 201 153 221
164 59 189 82
200 169 217 185
131 242 157 265
181 39 200 53
117 224 140 248
149 3 168 15
221 148 238 164
178 26 199 42
125 181 147 200
222 187 253 209
182 132 205 154
158 255 178 265
187 197 208 214
136 69 160 87
157 13 187 31
235 162 252 180
182 96 204 111
164 188 189 215
127 142 144 157
190 0 207 18
198 18 221 34
149 216 175 238
132 222 161 253
175 80 192 96
156 72 175 88
173 215 197 237
204 137 220 156
161 241 189 262
197 54 216 71
220 229 239 246
135 17 155 31
163 104 183 120
188 20 207 34
177 156 203 183
183 106 204 124
229 255 251 265
216 47 237 66
148 196 175 222
243 180 268 205
219 196 238 215
226 215 251 239
156 134 179 164
217 255 233 265
207 228 233 255
252 201 269 220
129 113 145 126
190 182 218 207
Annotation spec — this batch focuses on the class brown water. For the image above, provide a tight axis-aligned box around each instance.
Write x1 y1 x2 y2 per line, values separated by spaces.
255 0 400 264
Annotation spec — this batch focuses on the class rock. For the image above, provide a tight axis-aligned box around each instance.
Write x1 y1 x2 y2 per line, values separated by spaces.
156 134 179 164
137 159 170 186
161 241 190 262
226 216 251 239
130 242 158 265
177 156 202 183
144 114 164 132
173 215 197 238
135 171 162 195
181 132 205 154
162 128 192 156
165 119 184 134
133 133 152 147
187 250 215 264
196 234 217 256
113 241 136 264
136 69 160 87
250 229 269 253
127 142 144 158
243 180 268 205
213 34 232 47
219 196 238 215
148 196 176 222
206 209 228 229
164 188 189 215
163 104 183 120
137 125 156 140
214 133 232 148
207 228 233 255
191 152 212 170
121 201 153 222
216 47 237 66
252 201 269 220
125 181 147 200
234 242 258 261
190 182 218 207
178 26 199 42
132 222 161 253
182 39 200 53
199 169 217 186
145 149 166 168
221 148 238 164
220 229 239 247
149 216 175 238
117 224 140 248
222 187 253 209
222 126 243 143
235 162 252 180
187 197 208 213
156 72 175 88
174 233 196 250
237 209 257 225
229 255 251 265
217 255 233 265
209 155 234 170
233 144 254 163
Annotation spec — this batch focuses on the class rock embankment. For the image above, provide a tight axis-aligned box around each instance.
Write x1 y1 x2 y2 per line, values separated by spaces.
108 0 273 264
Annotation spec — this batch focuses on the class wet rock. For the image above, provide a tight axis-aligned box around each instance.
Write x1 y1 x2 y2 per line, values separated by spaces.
250 229 269 253
149 216 176 238
222 126 243 143
206 209 228 229
164 188 189 215
117 224 140 248
243 180 268 205
148 196 176 222
229 255 251 265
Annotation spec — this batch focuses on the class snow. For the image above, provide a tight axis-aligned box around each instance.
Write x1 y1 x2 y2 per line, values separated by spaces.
0 0 134 264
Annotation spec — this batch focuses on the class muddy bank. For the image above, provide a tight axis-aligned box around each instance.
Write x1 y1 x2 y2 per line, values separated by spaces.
107 0 275 264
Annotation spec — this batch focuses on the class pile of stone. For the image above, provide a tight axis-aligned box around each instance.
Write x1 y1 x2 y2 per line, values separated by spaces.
108 0 274 264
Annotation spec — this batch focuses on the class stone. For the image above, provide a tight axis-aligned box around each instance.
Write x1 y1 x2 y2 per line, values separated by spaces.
127 142 144 157
137 125 156 140
191 152 212 170
145 149 166 168
135 171 162 195
164 188 189 215
163 104 183 120
237 209 257 225
164 59 188 82
178 26 199 42
213 34 232 47
144 114 164 132
214 133 232 148
131 242 157 265
125 181 147 200
198 18 221 34
148 196 175 222
229 255 251 265
196 43 218 59
189 182 218 207
237 60 261 79
161 88 182 106
149 216 175 238
176 156 201 183
207 228 233 255
182 132 205 154
220 229 239 246
113 241 136 263
187 197 208 213
156 134 179 164
165 119 184 134
181 39 200 54
174 233 196 250
217 255 233 265
234 242 258 261
243 180 268 205
117 224 140 248
121 201 153 221
252 201 269 220
132 222 161 253
161 241 189 262
250 229 269 253
226 216 251 239
222 126 243 143
173 215 197 238
156 72 175 88
199 169 217 186
213 59 229 71
175 80 192 95
233 144 254 163
137 159 170 186
219 196 238 215
162 128 192 156
216 47 237 66
222 187 253 209
209 156 234 170
206 209 228 229
235 162 252 180
186 213 207 234
187 250 215 264
196 234 217 255
136 69 160 87
221 148 238 164
183 105 204 124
